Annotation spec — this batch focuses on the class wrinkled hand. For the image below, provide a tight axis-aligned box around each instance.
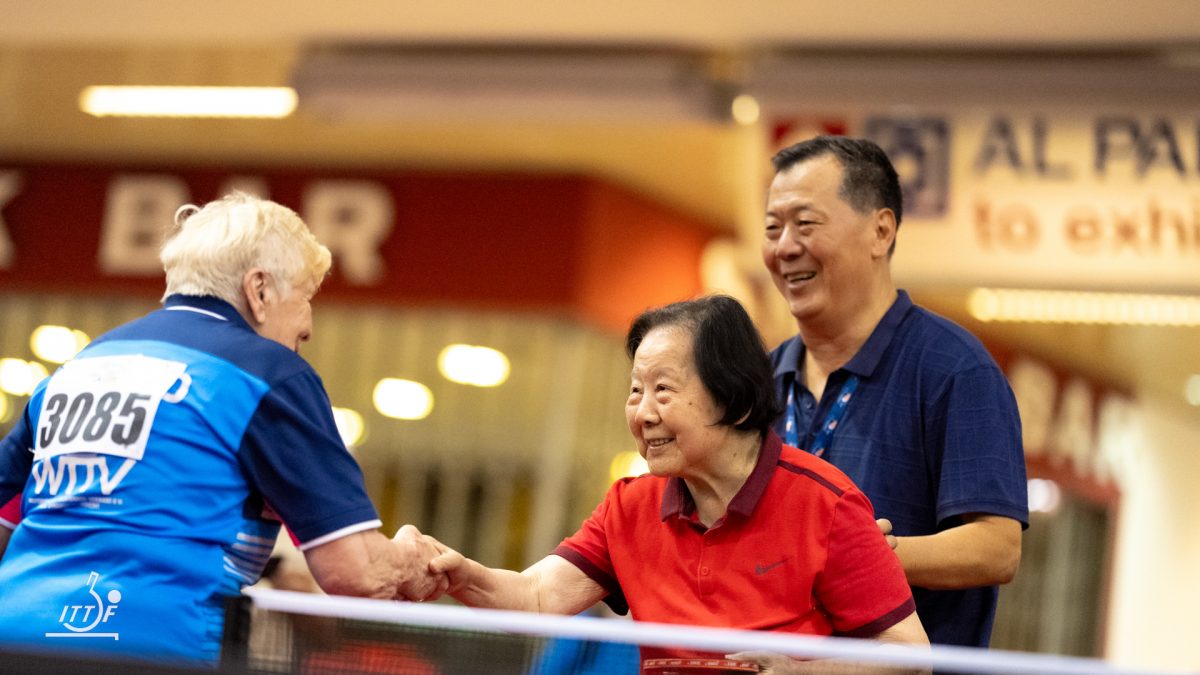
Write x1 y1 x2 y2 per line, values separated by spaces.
876 518 897 550
426 538 474 597
392 524 450 602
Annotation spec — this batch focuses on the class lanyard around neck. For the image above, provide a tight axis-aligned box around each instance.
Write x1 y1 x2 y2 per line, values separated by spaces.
785 374 860 458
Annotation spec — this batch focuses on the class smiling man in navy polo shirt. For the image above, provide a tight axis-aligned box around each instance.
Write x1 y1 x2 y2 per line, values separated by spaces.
762 136 1029 648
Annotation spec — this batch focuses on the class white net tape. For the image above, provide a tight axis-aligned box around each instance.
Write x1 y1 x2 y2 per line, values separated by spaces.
243 588 1173 674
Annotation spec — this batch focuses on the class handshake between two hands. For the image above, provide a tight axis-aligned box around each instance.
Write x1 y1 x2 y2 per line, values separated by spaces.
390 524 467 603
384 518 898 605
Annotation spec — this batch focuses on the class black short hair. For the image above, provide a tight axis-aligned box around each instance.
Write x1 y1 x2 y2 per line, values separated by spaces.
625 295 782 435
771 135 903 231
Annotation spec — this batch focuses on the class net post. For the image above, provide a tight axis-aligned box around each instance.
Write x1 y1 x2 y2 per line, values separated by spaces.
220 593 252 670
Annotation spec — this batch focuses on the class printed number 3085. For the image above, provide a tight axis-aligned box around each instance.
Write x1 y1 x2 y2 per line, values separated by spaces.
39 392 150 448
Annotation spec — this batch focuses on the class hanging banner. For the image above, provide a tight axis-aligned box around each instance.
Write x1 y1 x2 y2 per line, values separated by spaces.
769 109 1200 292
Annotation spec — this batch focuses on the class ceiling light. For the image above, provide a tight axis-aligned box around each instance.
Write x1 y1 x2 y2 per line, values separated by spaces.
30 325 90 364
1185 374 1200 407
0 358 49 396
372 378 434 420
609 450 649 483
438 344 510 387
967 288 1200 326
79 86 298 118
1027 478 1062 514
730 94 760 126
291 45 729 124
331 407 366 448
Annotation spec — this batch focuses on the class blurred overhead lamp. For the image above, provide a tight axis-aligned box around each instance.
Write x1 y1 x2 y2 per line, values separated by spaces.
729 93 761 126
30 325 90 364
609 450 649 482
79 86 298 118
1027 478 1062 514
373 378 434 421
331 406 366 448
291 44 741 124
967 288 1200 326
0 358 48 397
438 344 510 388
1185 374 1200 407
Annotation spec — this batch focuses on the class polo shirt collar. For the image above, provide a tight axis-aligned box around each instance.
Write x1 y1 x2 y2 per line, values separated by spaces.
771 332 805 380
660 432 784 522
164 294 252 330
771 290 916 380
842 289 914 378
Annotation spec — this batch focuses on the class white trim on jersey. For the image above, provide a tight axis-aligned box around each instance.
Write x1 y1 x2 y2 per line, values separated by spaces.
297 519 384 552
166 305 229 321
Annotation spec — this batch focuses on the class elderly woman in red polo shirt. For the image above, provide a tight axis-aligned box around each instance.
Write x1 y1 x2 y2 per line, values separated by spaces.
429 295 928 672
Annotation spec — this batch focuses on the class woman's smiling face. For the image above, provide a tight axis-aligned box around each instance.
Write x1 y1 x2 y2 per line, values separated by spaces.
625 326 730 479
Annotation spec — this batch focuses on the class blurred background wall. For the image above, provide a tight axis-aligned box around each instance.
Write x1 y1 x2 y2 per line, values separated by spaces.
2 2 1198 671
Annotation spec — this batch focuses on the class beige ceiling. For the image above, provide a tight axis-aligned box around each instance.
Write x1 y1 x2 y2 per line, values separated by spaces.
6 1 1200 47
5 0 1200 223
3 0 1200 411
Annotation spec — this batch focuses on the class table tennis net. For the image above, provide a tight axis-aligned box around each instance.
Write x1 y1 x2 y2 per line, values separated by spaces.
228 588 1156 675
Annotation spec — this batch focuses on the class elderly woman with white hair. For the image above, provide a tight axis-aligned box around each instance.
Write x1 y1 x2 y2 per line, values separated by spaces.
0 193 444 666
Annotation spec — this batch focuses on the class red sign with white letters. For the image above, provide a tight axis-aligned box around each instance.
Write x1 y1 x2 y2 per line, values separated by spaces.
0 163 720 333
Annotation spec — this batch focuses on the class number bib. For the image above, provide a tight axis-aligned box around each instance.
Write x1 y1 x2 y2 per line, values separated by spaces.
34 355 189 462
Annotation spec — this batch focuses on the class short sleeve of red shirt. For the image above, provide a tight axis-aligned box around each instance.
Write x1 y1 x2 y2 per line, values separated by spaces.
553 480 627 613
818 487 915 636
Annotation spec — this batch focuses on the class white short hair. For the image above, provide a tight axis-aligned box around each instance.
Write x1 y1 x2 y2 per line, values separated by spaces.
160 192 332 305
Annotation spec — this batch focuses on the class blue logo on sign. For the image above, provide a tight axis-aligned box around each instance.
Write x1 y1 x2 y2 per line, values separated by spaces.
864 117 950 219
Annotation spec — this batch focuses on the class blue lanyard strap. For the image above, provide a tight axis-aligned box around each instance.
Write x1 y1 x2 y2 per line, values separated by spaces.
785 375 860 458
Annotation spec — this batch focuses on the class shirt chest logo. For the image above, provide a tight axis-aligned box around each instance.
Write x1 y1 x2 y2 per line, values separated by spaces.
754 557 789 575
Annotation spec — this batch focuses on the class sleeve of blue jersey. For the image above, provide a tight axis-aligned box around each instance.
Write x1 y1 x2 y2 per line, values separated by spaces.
0 407 35 506
237 369 380 545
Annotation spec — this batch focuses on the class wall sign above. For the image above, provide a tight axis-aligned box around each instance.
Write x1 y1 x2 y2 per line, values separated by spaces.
769 110 1200 293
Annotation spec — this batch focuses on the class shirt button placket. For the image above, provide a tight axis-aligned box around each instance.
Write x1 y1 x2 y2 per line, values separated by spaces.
698 535 713 596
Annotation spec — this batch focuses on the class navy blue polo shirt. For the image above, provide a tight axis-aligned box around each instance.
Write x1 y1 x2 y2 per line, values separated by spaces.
769 290 1028 648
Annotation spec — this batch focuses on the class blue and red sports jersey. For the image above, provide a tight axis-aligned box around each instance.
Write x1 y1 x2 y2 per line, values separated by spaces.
0 295 380 665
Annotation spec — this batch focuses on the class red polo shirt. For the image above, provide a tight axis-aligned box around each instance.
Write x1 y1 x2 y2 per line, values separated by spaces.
554 432 914 659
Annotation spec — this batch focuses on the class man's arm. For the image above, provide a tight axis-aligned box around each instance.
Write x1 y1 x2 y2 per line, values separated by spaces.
303 525 446 601
0 525 10 560
891 514 1022 589
430 545 606 615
